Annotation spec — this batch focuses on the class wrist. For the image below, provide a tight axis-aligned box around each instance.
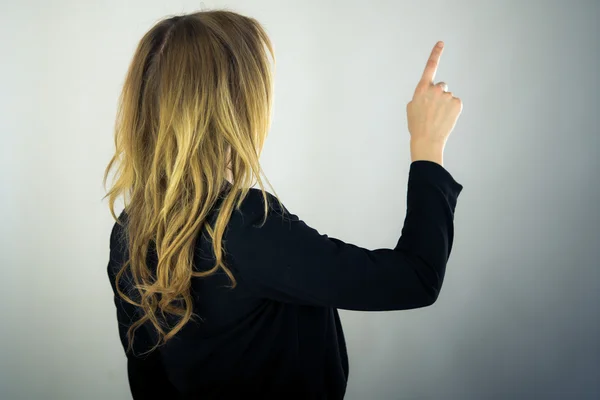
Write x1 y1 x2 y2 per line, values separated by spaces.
410 140 444 166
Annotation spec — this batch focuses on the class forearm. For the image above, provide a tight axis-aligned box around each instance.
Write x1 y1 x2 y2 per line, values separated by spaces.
395 160 462 299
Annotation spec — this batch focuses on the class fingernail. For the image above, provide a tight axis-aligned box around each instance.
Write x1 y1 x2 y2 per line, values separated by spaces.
437 41 444 48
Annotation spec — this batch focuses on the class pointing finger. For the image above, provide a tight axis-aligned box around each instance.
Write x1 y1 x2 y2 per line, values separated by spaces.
417 41 444 90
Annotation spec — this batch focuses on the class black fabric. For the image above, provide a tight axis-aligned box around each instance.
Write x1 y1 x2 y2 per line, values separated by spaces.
107 160 463 399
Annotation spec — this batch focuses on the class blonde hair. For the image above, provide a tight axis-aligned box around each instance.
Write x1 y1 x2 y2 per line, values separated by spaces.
103 10 275 353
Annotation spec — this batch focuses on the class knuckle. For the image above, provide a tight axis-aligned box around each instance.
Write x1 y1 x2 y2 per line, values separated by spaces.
415 86 427 96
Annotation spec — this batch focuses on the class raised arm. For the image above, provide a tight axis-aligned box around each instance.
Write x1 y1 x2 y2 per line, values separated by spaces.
226 161 462 311
226 41 464 311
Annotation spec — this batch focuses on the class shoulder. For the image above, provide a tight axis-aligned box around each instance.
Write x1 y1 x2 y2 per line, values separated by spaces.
238 187 283 215
107 210 129 280
227 187 296 233
109 210 129 249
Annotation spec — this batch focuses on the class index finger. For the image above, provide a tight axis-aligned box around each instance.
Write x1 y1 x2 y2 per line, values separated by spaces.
419 41 444 86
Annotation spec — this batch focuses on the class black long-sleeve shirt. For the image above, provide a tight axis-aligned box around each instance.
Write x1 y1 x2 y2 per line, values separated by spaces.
107 160 463 399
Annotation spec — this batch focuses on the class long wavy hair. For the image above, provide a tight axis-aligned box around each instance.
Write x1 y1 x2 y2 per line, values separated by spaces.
103 10 275 353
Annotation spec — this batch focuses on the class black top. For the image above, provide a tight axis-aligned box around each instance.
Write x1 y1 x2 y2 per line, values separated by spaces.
107 160 463 399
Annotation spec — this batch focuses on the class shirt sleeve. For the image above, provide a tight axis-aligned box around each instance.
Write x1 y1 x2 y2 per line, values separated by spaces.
225 161 464 311
107 217 179 398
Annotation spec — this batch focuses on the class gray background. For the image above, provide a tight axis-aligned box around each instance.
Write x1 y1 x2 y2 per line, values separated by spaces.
1 0 598 399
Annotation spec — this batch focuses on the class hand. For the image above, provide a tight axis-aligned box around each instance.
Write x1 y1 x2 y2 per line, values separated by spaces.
407 41 463 165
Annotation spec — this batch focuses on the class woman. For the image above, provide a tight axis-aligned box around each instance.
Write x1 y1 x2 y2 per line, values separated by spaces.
104 10 463 400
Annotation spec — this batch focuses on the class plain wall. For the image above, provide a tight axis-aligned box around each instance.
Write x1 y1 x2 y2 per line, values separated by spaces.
1 0 598 399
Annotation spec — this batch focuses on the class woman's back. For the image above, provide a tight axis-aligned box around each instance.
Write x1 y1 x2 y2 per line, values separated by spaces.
108 189 350 398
